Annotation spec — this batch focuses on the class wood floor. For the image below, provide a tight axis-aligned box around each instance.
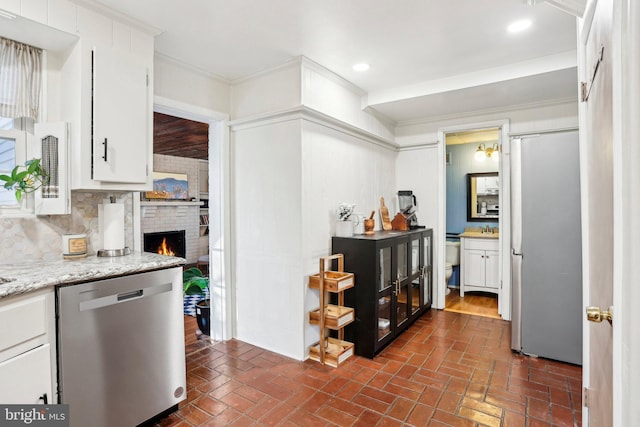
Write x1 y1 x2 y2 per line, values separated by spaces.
445 288 501 319
156 311 582 426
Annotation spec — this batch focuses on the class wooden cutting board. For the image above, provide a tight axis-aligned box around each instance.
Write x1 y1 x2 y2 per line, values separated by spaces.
380 197 392 230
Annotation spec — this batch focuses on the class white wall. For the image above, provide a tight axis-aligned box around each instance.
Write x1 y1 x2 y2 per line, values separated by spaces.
231 60 301 119
231 113 397 360
301 120 397 352
396 145 440 288
154 55 230 114
395 102 579 146
301 59 396 142
232 119 303 360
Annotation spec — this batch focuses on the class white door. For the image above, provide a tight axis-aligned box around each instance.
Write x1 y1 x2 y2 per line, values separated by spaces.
580 0 614 424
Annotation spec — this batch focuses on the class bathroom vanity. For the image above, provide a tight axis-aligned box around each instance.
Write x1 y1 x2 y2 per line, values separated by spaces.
459 232 500 297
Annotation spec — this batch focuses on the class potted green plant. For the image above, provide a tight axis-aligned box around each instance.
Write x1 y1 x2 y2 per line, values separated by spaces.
0 158 49 202
183 267 210 336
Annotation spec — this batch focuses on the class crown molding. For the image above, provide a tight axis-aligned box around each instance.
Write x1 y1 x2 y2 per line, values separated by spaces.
154 52 230 84
69 0 162 35
228 106 398 151
230 56 302 86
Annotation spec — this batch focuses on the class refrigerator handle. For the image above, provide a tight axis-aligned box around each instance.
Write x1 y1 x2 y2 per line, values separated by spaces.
510 138 523 254
511 253 523 351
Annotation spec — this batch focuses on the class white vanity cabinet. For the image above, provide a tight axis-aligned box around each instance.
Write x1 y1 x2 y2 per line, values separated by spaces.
0 289 56 404
460 237 499 296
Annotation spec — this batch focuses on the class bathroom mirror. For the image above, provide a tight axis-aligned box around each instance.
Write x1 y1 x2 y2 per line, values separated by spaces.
467 172 499 222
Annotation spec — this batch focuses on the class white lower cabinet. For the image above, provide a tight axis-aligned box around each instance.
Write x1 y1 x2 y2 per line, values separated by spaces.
0 289 56 404
0 344 52 404
460 237 499 296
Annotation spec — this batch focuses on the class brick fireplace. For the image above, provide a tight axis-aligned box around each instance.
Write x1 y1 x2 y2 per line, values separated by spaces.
140 204 200 263
144 230 186 258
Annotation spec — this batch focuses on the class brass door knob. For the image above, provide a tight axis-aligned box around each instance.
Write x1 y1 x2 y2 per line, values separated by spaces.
586 306 613 324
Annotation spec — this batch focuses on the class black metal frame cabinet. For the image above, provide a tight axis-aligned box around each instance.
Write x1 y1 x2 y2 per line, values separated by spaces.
332 229 433 358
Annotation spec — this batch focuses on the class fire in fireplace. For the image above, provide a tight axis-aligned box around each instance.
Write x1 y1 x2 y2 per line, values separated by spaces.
144 230 186 258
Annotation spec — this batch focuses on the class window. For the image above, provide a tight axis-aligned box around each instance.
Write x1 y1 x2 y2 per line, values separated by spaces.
0 37 42 212
0 118 28 208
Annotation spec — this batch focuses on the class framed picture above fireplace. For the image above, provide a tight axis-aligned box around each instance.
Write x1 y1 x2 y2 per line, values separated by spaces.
145 172 189 200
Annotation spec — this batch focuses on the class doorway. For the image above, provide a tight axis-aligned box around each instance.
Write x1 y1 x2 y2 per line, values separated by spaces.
150 97 231 341
436 120 511 320
443 128 500 318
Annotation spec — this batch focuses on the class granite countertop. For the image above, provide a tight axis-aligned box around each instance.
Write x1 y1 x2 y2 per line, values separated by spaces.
459 231 500 239
0 251 186 299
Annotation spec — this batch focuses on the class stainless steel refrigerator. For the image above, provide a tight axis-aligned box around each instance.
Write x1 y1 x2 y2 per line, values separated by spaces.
510 130 582 365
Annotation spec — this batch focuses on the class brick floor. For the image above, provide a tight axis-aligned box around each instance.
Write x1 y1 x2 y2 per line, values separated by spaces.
154 310 582 426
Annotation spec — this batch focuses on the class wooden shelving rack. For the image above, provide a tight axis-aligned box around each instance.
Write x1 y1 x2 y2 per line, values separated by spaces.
308 254 355 367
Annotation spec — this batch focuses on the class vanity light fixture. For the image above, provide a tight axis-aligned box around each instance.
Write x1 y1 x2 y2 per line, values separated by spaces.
474 144 487 161
474 143 500 161
352 63 370 72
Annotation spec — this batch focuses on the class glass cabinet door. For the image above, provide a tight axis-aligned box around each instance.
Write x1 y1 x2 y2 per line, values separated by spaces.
423 231 432 308
377 295 391 341
379 246 392 292
377 245 392 342
395 240 409 329
411 236 421 276
410 235 422 316
396 240 408 281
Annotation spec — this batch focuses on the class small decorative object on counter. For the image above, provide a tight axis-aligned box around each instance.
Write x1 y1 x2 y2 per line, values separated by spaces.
391 212 410 231
336 203 355 221
335 202 355 237
379 197 392 230
364 210 375 234
352 213 366 234
62 233 88 259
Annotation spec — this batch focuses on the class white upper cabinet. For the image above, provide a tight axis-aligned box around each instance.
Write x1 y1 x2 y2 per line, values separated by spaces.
58 8 155 191
0 0 155 191
92 46 149 184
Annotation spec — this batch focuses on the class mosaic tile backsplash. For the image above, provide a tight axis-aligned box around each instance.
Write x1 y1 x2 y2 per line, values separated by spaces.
0 192 134 264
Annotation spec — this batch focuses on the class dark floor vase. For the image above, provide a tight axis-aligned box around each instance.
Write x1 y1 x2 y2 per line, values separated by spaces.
195 299 211 336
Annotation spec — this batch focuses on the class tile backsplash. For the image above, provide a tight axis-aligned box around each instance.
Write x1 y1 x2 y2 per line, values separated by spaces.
0 191 134 264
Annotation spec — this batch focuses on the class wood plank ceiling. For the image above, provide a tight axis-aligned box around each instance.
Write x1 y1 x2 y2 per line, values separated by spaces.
153 112 209 160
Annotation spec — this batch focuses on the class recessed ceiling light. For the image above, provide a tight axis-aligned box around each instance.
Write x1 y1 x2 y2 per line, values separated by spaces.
352 63 370 72
507 19 532 33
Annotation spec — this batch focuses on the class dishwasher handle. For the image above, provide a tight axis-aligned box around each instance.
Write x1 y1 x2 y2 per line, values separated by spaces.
78 282 172 312
118 289 143 301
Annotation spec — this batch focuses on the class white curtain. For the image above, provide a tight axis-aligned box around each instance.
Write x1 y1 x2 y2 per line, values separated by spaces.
0 37 42 120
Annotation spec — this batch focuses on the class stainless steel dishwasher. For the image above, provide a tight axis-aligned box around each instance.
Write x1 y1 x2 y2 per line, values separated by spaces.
57 267 186 427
